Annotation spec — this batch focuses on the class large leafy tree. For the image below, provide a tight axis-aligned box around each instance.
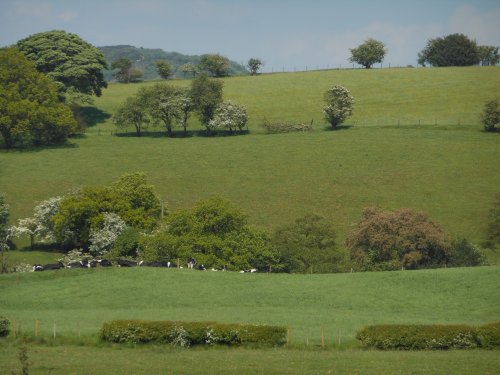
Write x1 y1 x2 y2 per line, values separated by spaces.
113 95 150 136
190 74 224 129
273 214 345 273
198 54 230 77
346 207 452 270
349 38 387 68
208 101 248 134
155 60 173 79
0 48 77 148
52 173 161 249
111 58 132 83
139 198 279 271
247 58 263 75
418 33 479 67
16 30 107 97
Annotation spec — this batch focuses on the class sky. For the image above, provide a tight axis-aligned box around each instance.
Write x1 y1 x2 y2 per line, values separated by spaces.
1 0 499 72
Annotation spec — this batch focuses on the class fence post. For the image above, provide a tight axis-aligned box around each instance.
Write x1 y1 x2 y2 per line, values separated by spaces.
53 321 56 339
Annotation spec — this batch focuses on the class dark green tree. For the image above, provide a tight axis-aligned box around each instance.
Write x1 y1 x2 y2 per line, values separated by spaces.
179 63 198 78
0 195 10 273
52 173 161 249
418 34 479 67
247 58 263 75
485 196 500 248
190 74 224 129
478 45 500 66
139 197 279 271
273 214 345 273
155 60 173 79
198 54 230 77
0 48 77 148
481 99 499 132
111 58 133 83
16 30 107 96
349 38 387 68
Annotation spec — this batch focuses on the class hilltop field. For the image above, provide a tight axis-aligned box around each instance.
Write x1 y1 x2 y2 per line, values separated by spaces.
1 66 499 264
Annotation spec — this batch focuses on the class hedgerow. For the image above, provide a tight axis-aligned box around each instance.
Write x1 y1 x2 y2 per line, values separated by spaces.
100 320 287 347
262 119 312 133
356 323 500 350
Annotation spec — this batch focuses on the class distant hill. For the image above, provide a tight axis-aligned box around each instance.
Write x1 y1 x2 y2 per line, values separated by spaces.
98 45 248 81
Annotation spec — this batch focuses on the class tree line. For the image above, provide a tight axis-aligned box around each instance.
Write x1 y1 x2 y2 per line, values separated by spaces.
2 174 496 274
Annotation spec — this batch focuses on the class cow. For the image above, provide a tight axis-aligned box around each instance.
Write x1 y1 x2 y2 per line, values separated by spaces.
139 261 170 267
239 268 258 273
34 262 64 271
117 259 137 267
98 259 113 267
187 258 196 269
67 261 86 269
196 264 206 271
33 264 44 272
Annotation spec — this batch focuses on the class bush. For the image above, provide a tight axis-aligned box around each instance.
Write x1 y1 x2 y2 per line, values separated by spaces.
449 238 487 267
100 320 287 347
478 322 500 348
481 99 499 132
0 316 10 337
262 119 312 134
356 324 497 350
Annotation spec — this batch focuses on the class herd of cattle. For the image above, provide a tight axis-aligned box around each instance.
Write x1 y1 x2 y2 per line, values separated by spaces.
30 259 259 273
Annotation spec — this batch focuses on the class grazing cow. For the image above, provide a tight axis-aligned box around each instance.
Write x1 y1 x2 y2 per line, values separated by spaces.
117 259 137 267
187 258 196 269
33 264 44 272
98 259 113 267
67 261 85 269
239 268 258 273
42 262 64 270
139 261 170 267
196 264 206 271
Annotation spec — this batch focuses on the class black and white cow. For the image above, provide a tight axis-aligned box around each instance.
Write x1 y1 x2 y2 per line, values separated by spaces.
187 258 196 269
139 260 171 267
67 261 86 269
117 259 137 267
33 262 64 271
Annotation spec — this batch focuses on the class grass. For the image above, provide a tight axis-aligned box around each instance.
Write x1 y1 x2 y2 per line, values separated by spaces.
1 344 499 374
1 266 498 344
0 266 499 374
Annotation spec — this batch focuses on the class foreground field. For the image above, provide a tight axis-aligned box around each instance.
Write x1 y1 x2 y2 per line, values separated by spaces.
1 344 499 375
1 267 498 344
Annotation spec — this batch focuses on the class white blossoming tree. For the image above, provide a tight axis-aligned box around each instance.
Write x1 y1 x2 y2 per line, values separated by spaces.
89 213 126 257
208 101 248 134
12 196 62 249
323 85 354 129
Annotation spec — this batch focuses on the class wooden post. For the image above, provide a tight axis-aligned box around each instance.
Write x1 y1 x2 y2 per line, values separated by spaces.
35 320 39 337
53 321 56 339
177 258 180 268
321 328 325 349
338 329 342 346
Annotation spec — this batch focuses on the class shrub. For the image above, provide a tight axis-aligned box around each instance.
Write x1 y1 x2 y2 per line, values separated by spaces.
356 324 484 350
478 322 500 349
481 99 499 132
0 316 10 337
100 320 287 347
262 119 312 134
449 238 487 267
208 101 248 134
323 85 354 129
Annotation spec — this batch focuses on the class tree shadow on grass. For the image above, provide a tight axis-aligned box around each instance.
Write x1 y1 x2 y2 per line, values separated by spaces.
115 129 250 138
78 106 112 127
323 124 354 131
0 141 78 153
17 243 62 253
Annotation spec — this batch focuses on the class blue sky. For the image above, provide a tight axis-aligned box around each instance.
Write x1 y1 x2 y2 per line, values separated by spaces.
1 0 499 71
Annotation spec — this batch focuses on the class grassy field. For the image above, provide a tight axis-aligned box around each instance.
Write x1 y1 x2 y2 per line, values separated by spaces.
0 266 499 373
1 266 498 343
1 344 499 374
1 66 499 267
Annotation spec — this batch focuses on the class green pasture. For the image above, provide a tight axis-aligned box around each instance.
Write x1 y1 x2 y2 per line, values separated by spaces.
0 344 498 374
1 266 498 344
1 66 499 265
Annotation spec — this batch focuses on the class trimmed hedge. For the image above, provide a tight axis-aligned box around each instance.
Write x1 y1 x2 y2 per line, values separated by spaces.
0 316 10 337
356 322 500 350
262 121 312 134
100 320 287 347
